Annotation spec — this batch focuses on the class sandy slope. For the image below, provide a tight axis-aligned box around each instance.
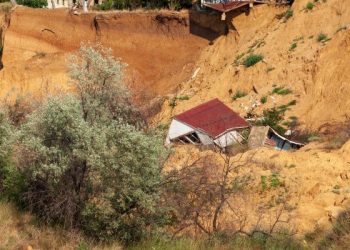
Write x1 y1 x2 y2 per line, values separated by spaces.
155 0 350 131
156 0 350 236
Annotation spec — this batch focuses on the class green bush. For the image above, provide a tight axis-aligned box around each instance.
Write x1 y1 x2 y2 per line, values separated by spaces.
260 96 267 104
269 173 282 188
243 54 264 67
17 0 47 8
95 0 191 11
306 2 315 10
255 107 286 135
232 90 247 101
317 33 328 42
289 42 297 51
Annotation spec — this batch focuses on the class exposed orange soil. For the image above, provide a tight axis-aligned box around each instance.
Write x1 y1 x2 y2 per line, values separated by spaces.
0 7 210 102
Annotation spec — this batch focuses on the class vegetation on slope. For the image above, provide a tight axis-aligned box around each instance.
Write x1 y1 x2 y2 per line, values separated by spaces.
95 0 192 11
1 42 350 249
16 0 47 8
0 44 168 244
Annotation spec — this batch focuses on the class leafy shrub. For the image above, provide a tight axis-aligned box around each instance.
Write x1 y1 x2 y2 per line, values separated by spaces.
243 54 263 67
260 96 267 104
255 107 286 135
306 2 315 10
317 33 328 42
289 42 297 51
95 0 191 10
17 0 47 8
0 113 22 202
232 90 247 101
96 0 114 10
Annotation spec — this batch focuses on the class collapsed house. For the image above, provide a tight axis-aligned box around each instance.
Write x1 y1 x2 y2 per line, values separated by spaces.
248 126 305 151
166 98 250 149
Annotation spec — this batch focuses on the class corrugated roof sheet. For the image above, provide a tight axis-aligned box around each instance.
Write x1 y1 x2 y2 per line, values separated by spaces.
174 98 249 138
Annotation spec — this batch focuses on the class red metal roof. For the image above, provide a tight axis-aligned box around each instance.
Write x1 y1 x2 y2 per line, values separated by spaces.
202 1 249 13
174 98 249 138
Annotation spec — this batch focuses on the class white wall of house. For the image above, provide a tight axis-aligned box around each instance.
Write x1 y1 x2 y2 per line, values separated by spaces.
197 132 213 145
214 130 241 148
166 119 244 148
47 0 100 9
165 119 195 145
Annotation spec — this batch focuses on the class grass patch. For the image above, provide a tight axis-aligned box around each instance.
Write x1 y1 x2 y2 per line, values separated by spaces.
168 95 190 108
232 90 247 101
289 42 297 51
260 96 267 104
272 86 292 95
261 173 283 191
284 8 293 20
269 173 282 188
261 176 267 191
169 98 177 108
243 54 264 67
317 33 329 42
176 95 189 101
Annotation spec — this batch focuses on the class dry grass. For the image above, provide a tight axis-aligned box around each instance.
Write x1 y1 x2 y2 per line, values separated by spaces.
0 202 122 250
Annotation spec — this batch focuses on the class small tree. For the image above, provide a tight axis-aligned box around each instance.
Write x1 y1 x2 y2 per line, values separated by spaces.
68 44 143 126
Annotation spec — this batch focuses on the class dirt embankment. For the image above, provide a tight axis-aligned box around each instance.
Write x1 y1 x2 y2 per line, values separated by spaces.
0 7 212 102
